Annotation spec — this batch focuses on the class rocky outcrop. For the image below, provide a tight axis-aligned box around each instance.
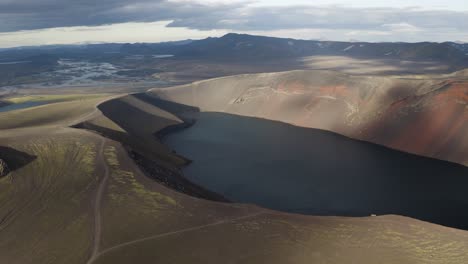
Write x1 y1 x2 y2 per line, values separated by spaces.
0 159 10 177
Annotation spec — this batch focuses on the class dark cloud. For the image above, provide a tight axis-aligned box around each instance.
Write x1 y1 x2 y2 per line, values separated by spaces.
0 0 242 32
0 0 466 38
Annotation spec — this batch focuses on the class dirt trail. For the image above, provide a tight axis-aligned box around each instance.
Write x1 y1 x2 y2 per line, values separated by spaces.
77 94 265 263
90 212 264 263
86 138 110 264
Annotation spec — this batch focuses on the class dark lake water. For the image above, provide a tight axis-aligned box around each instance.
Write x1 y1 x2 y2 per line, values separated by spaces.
0 101 49 113
165 112 468 229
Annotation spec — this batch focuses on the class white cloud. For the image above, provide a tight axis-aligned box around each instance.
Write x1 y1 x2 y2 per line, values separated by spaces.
382 23 423 32
0 0 467 46
0 21 227 48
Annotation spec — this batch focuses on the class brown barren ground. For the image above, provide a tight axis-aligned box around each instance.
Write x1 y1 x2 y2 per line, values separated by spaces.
0 66 467 264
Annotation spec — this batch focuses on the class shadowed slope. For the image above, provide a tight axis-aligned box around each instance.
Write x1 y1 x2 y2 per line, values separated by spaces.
0 146 36 176
76 94 227 201
97 94 185 165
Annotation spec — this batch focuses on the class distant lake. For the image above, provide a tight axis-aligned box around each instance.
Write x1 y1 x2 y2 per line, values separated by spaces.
165 112 468 230
0 61 31 65
125 55 174 60
152 55 174 59
0 101 49 112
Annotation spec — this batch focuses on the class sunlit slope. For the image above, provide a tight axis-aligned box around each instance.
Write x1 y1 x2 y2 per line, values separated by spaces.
0 130 99 264
4 94 109 104
149 70 468 166
2 129 468 264
94 213 468 264
0 94 109 129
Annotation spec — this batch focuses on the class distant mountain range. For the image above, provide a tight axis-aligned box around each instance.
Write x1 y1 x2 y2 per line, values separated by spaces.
1 33 468 70
157 34 468 63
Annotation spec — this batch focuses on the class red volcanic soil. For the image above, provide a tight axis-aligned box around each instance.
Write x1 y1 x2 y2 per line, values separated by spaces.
318 85 354 99
364 80 468 164
276 81 309 94
150 70 468 166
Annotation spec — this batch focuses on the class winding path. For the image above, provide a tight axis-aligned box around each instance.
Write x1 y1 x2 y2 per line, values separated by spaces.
86 138 110 264
84 136 264 264
90 212 264 263
79 95 264 263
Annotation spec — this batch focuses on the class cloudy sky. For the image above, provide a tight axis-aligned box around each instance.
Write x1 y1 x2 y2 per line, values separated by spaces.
0 0 467 48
